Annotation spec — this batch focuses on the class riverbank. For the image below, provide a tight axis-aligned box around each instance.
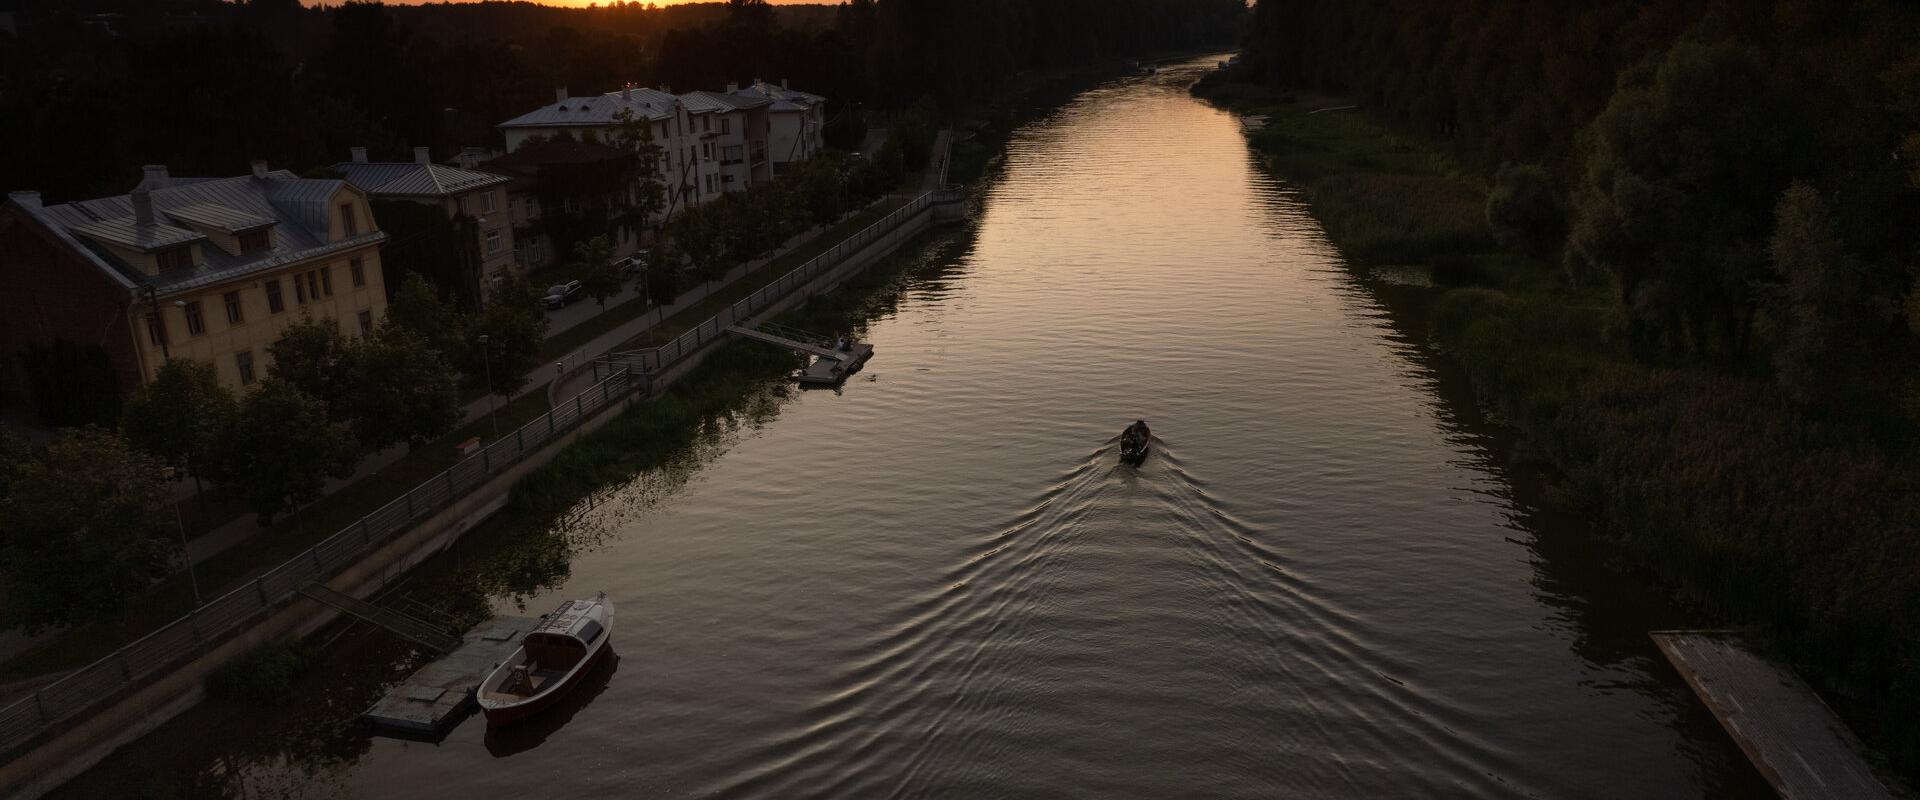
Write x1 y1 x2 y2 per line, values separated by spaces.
1193 74 1920 779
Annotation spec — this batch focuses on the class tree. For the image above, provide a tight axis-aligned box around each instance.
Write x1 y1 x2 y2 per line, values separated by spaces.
575 235 623 312
265 316 357 419
1565 42 1804 359
610 108 669 238
1485 162 1563 259
0 428 177 632
665 204 728 290
347 327 464 452
121 359 238 499
462 273 550 401
384 272 465 359
220 379 359 528
1767 183 1876 408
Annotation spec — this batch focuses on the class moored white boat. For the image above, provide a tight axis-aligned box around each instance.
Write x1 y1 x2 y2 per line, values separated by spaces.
476 593 613 727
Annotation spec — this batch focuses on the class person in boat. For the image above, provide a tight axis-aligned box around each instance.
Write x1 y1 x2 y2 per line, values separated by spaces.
1124 419 1149 450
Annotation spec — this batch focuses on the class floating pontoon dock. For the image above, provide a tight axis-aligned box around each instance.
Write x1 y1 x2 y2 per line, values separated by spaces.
362 615 541 737
727 323 874 386
1651 631 1898 799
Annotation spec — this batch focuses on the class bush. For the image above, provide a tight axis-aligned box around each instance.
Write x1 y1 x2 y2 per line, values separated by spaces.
207 637 319 705
1485 163 1563 257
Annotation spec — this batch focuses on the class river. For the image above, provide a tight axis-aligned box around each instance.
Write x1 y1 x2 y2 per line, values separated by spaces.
58 55 1768 799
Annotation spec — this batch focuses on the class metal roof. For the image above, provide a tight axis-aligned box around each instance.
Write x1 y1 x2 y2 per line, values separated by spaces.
498 88 681 129
16 170 385 294
688 90 770 112
734 81 826 108
331 162 509 198
68 217 203 250
164 202 277 233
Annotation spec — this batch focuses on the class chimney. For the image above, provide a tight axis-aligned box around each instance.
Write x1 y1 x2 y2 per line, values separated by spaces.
350 146 368 163
141 164 169 188
9 190 41 209
781 78 789 90
131 187 154 227
250 159 270 179
659 85 671 94
414 146 431 165
555 87 569 103
726 82 739 93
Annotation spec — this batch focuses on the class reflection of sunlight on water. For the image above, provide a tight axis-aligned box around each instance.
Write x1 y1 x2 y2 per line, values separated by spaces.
53 54 1763 800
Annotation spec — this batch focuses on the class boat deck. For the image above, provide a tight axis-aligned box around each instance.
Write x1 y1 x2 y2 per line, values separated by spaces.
363 616 541 738
1651 630 1898 799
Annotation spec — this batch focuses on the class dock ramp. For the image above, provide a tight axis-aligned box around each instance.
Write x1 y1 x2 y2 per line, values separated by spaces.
298 583 461 653
726 323 850 361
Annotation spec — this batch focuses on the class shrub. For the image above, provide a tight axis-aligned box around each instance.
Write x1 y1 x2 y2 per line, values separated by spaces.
207 637 319 705
1484 162 1563 257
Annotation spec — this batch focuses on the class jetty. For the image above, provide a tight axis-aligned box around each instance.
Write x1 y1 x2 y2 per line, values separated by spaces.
1651 630 1898 799
727 322 874 386
361 615 542 738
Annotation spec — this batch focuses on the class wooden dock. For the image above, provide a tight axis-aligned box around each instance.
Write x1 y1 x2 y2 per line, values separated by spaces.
1651 631 1898 799
363 616 540 737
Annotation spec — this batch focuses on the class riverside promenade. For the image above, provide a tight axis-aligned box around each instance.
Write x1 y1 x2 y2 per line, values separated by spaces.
0 170 959 800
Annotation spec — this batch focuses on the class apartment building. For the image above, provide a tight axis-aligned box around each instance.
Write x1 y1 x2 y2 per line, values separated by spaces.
684 87 774 193
0 163 388 406
731 80 827 174
332 146 514 299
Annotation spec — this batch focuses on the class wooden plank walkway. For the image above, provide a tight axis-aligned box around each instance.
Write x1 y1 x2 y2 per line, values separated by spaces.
1652 631 1898 799
362 616 540 738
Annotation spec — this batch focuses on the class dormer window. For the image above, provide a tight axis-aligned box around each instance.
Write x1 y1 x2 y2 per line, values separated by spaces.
340 203 358 235
238 229 271 254
155 245 193 273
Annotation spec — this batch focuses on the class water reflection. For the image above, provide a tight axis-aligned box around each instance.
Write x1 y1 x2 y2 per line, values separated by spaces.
50 55 1768 799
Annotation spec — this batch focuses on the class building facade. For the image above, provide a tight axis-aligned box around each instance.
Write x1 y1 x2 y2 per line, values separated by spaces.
731 80 827 174
333 147 514 300
0 163 388 405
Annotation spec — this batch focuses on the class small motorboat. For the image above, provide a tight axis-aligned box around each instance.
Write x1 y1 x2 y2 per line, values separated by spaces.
477 593 614 727
1120 420 1151 465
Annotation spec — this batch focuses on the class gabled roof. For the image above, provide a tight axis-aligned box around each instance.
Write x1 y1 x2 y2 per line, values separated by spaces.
331 161 509 199
687 90 771 113
498 87 681 129
733 81 826 110
12 171 386 295
485 139 628 169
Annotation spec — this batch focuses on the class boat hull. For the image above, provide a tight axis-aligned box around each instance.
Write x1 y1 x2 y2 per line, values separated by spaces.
480 642 612 728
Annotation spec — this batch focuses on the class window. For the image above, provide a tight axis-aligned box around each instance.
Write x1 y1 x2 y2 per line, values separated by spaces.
349 257 366 288
294 275 307 304
457 196 471 216
481 191 497 214
721 117 731 135
183 301 204 336
265 279 284 313
702 142 713 160
700 115 710 132
156 246 193 272
235 350 255 385
319 267 333 297
339 203 357 235
306 270 320 301
485 228 502 255
145 313 167 347
223 291 243 324
238 229 271 254
723 145 743 163
358 310 373 337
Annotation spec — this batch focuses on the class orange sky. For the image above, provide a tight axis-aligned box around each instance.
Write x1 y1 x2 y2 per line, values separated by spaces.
312 0 821 5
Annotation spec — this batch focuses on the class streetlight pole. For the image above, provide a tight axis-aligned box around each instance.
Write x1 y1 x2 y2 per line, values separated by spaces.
478 333 499 438
167 469 202 607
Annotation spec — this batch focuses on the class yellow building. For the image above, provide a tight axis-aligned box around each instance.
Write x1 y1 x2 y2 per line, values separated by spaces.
0 162 389 402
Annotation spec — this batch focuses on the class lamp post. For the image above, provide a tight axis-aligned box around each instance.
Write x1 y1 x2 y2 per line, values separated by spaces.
167 468 202 607
478 334 499 438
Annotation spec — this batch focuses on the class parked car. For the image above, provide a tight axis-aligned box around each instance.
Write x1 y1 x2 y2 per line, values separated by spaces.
543 280 583 309
617 250 650 277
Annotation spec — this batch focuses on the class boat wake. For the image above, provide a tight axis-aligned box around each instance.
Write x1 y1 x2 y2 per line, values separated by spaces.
694 435 1520 798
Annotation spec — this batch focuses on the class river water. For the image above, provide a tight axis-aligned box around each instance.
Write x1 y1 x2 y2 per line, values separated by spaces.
59 56 1769 798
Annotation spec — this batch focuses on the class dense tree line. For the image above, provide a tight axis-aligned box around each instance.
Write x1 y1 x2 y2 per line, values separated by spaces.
0 0 1243 201
1232 0 1920 773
